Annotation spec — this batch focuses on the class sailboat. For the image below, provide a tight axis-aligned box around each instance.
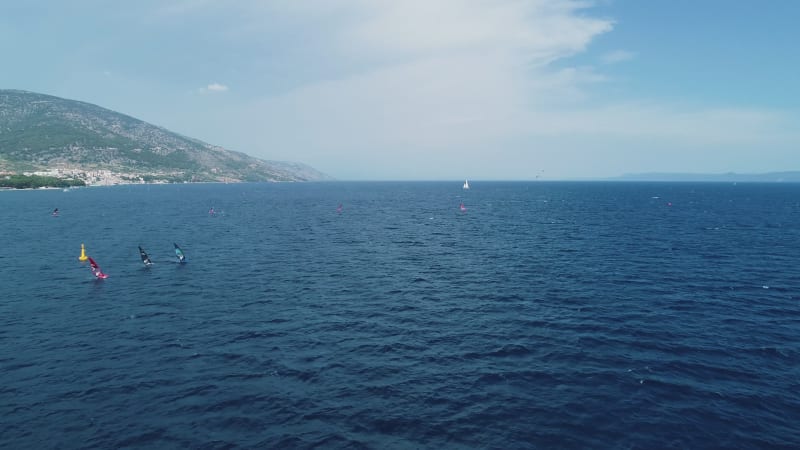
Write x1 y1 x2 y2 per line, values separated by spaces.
138 246 153 266
88 257 108 279
463 180 470 190
174 243 186 263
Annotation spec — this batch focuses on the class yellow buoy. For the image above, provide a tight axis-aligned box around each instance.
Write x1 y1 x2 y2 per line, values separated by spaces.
79 243 88 261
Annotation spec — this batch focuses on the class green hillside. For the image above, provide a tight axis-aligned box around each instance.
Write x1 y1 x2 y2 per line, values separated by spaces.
0 90 330 182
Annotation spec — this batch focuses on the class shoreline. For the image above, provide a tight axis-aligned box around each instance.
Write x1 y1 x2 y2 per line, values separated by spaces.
0 179 300 191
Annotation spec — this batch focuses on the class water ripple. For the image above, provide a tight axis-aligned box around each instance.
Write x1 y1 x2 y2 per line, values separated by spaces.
1 182 799 449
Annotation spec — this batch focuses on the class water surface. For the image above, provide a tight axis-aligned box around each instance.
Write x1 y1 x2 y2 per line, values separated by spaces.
1 182 799 448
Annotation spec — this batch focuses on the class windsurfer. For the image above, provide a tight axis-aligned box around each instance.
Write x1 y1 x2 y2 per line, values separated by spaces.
139 246 153 266
174 243 186 263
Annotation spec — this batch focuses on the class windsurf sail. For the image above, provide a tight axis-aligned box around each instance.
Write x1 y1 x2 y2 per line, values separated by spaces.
337 203 343 214
460 202 467 212
88 256 108 279
138 246 153 266
463 180 469 190
174 243 186 263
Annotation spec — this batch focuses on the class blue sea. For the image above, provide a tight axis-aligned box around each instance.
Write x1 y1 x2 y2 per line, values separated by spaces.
1 181 799 449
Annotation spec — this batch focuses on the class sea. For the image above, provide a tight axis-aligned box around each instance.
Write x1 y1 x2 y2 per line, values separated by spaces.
1 181 798 449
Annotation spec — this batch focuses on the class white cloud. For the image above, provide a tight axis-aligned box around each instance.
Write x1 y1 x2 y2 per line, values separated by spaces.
244 0 614 145
198 82 229 94
341 0 611 61
207 83 228 92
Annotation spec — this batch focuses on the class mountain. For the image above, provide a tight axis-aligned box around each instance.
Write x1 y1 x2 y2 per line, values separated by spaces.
613 171 800 182
0 89 330 183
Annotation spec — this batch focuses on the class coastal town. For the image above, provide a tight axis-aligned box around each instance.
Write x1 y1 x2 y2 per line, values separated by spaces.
0 167 219 187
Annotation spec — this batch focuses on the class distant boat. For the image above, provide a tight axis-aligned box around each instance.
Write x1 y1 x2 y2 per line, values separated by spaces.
174 243 186 263
460 202 467 212
52 208 59 216
336 203 343 214
463 180 470 190
138 246 153 266
88 257 108 279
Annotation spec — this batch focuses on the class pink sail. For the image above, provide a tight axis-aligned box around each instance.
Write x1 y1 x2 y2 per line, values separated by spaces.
88 256 108 279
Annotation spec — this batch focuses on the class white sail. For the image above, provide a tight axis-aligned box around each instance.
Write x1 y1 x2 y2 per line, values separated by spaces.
463 180 470 189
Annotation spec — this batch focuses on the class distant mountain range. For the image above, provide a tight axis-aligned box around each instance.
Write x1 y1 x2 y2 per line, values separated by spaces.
0 89 331 183
612 171 800 182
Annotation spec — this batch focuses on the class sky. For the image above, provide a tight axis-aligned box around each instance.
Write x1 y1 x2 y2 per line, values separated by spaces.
2 0 799 180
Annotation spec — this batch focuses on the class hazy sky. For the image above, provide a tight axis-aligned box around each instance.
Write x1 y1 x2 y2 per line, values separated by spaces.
2 0 798 180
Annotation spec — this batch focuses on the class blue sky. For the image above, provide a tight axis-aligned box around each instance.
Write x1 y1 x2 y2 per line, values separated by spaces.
2 0 798 180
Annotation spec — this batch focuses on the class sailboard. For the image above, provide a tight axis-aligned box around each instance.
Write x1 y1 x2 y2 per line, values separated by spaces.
88 256 108 279
463 180 469 190
174 243 186 263
460 202 467 212
138 246 153 266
